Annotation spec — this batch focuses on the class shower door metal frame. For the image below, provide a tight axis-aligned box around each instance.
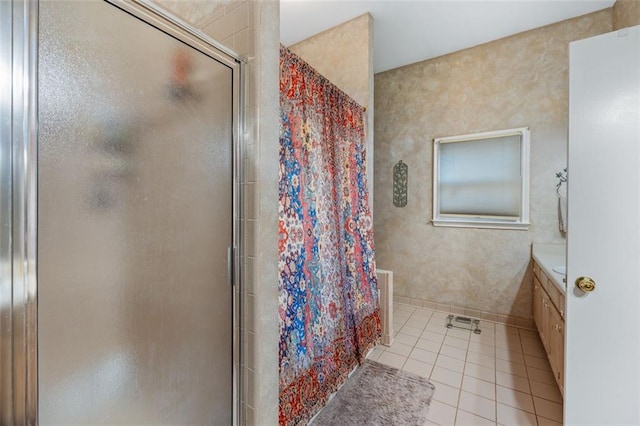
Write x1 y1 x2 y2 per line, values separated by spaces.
1 1 245 424
1 0 39 424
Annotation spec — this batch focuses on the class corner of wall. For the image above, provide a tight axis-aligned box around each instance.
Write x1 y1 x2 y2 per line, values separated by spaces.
247 1 281 424
366 13 375 210
613 0 640 30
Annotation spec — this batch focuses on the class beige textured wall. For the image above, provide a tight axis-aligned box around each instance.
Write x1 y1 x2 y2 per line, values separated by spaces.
374 10 612 318
148 1 280 424
613 0 640 29
288 13 371 107
288 14 375 204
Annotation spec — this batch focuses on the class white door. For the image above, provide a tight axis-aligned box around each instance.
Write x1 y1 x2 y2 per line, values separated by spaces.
566 26 640 425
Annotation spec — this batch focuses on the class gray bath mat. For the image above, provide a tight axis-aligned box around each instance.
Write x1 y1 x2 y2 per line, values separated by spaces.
311 360 436 425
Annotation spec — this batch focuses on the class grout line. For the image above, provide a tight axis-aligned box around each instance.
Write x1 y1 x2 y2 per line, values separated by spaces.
388 304 561 425
494 325 499 426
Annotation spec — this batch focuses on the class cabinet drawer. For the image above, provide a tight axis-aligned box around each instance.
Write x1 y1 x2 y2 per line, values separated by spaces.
533 260 565 318
545 278 565 318
533 262 543 281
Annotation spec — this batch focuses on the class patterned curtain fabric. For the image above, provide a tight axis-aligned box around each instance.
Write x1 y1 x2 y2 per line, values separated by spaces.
278 46 382 426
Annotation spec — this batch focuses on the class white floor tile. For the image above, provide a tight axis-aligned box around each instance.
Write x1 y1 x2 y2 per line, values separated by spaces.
427 400 458 426
411 311 433 321
537 415 563 426
436 354 466 373
447 328 472 339
521 342 547 359
461 375 495 400
445 335 470 350
402 358 433 378
495 324 520 339
470 333 495 347
394 312 410 321
495 358 528 378
468 342 495 356
496 385 534 413
455 409 496 426
494 325 519 335
377 351 406 369
364 308 563 425
440 345 468 361
495 348 525 365
520 336 544 350
495 338 522 353
464 362 495 383
494 332 519 343
394 333 419 347
366 346 385 361
533 396 563 423
518 329 538 339
394 318 408 329
530 379 563 403
416 338 443 353
458 391 496 421
496 371 531 394
479 323 495 333
394 310 411 319
401 325 424 338
386 341 414 357
466 352 495 369
526 366 556 386
524 354 552 371
405 317 430 329
431 366 463 388
496 402 537 426
410 347 439 364
425 323 448 335
431 380 461 407
423 330 447 343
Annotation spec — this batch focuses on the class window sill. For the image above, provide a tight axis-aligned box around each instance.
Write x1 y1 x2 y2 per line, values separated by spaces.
432 219 530 231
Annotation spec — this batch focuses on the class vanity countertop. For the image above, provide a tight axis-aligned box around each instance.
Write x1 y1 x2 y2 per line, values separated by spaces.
532 243 566 294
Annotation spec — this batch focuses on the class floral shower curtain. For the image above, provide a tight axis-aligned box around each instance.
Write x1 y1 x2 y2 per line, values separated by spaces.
278 46 382 426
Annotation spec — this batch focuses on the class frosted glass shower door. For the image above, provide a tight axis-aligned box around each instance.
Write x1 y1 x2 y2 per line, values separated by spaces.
38 1 236 423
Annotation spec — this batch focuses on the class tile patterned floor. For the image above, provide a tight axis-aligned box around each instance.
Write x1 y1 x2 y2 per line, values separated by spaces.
367 303 564 426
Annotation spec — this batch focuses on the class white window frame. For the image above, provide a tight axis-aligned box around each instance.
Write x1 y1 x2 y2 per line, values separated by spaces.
432 127 530 230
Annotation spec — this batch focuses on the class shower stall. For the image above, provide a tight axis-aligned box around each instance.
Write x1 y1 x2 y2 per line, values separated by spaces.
1 0 243 424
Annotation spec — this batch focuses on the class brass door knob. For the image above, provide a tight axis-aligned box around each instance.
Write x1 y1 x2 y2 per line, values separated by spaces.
575 276 596 292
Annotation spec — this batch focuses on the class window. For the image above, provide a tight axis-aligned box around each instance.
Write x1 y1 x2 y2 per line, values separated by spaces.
432 127 530 230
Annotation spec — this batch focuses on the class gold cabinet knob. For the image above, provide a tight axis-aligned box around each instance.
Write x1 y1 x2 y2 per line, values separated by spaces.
575 276 596 292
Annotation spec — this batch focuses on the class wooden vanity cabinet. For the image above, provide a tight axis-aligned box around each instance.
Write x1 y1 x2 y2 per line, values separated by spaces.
532 261 565 396
549 304 565 392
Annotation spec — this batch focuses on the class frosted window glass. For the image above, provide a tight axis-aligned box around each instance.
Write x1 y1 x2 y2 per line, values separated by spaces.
433 128 530 230
439 135 521 217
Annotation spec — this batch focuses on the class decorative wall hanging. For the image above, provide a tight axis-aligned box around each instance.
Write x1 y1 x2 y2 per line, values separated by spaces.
393 160 408 207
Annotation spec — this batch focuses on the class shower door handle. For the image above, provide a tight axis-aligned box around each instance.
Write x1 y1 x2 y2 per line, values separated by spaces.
227 246 234 287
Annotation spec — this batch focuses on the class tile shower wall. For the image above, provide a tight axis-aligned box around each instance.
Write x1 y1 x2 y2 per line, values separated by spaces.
613 0 640 30
148 1 280 424
287 14 375 203
373 10 612 318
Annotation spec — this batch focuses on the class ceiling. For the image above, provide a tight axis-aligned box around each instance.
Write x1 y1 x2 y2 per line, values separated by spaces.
280 0 615 73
